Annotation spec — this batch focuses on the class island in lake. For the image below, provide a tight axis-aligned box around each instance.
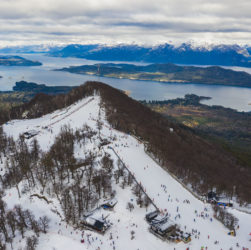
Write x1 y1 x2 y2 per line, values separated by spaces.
56 63 251 88
12 80 73 94
0 55 42 66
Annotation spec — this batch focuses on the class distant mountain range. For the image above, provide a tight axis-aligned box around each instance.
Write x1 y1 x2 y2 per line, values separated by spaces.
1 42 251 68
57 63 251 88
49 43 251 67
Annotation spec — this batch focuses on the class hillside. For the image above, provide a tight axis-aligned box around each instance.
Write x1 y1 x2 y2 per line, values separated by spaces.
0 55 42 66
7 82 251 204
142 95 251 168
57 63 251 88
1 86 250 249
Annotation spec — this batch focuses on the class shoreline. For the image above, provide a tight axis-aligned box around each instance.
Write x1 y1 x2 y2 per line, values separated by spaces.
57 68 251 89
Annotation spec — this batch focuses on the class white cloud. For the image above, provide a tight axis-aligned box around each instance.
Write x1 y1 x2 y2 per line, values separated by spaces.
0 0 251 46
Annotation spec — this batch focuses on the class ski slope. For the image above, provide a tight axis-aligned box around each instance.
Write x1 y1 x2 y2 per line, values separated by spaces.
2 95 251 250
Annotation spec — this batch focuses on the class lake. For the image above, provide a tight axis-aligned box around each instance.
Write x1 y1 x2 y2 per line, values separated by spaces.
0 54 250 112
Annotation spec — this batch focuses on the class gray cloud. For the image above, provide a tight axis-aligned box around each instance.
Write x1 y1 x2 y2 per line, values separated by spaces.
0 0 251 46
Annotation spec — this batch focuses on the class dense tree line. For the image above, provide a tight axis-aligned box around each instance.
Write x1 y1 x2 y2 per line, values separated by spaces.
140 94 211 106
8 86 93 121
142 96 251 168
2 81 250 204
0 107 10 126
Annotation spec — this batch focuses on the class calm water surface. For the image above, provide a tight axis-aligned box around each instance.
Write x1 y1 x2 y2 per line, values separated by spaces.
0 54 250 112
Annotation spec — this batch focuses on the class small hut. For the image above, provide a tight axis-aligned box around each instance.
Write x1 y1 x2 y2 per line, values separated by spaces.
150 221 178 240
82 217 110 234
23 130 39 139
101 198 118 210
145 210 159 223
207 191 218 202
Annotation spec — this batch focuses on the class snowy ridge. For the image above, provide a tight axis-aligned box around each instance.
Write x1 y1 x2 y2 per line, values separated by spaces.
2 95 251 250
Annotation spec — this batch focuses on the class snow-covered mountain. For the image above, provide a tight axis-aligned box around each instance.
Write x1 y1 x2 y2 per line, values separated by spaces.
1 86 250 249
49 42 251 67
2 42 251 67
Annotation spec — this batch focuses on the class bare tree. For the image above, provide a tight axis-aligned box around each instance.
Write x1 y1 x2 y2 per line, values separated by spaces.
127 202 134 212
26 235 38 250
39 216 50 234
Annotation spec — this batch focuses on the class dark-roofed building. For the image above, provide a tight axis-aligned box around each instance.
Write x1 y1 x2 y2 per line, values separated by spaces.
82 217 110 233
101 198 118 210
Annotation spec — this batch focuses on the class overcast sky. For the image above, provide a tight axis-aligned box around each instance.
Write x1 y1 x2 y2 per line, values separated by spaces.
1 0 251 46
